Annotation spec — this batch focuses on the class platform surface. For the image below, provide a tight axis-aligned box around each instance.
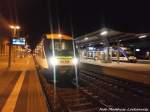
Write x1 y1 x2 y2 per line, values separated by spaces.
0 55 48 112
80 59 150 85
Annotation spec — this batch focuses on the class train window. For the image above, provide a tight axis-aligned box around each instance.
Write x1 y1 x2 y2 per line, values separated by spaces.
112 52 124 57
55 42 61 50
119 52 125 57
54 40 73 51
47 39 74 56
112 52 117 57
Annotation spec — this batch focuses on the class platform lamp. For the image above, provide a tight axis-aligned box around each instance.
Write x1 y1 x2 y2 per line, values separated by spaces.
10 25 20 37
8 25 20 68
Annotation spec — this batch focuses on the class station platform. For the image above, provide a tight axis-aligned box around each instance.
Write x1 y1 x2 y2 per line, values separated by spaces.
138 59 150 64
0 56 48 112
80 59 150 85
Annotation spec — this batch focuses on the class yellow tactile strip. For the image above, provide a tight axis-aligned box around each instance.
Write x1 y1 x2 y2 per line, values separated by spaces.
1 71 25 112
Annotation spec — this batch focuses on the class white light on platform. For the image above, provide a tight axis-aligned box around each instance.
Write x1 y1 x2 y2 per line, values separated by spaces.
100 42 104 45
88 47 94 50
136 49 140 52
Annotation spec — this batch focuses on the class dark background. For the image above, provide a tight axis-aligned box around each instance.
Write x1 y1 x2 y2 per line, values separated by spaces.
1 0 150 48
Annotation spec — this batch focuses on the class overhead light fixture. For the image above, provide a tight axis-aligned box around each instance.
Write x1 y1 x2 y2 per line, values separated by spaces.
9 25 20 29
136 49 140 52
129 45 134 47
84 37 88 40
16 26 20 29
100 42 103 45
138 35 147 39
100 30 108 36
10 25 15 29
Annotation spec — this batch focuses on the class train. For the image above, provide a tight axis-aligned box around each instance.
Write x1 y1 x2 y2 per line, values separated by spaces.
111 47 137 62
79 46 137 63
34 34 79 83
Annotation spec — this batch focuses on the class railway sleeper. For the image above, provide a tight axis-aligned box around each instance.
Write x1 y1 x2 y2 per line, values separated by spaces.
69 103 97 111
66 99 92 106
61 94 84 99
64 97 87 103
70 107 98 112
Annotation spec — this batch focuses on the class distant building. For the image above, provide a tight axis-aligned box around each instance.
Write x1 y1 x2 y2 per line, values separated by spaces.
0 37 9 56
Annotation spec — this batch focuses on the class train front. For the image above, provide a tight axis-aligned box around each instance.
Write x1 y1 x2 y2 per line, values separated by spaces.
45 34 79 83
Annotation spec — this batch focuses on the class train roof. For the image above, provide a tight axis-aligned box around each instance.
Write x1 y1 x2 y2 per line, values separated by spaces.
46 34 73 40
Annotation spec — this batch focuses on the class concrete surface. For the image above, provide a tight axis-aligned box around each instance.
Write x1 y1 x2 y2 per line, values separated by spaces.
0 55 48 112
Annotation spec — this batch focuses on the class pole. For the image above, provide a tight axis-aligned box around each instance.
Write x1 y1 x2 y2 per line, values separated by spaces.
117 40 120 63
8 25 20 67
8 39 12 68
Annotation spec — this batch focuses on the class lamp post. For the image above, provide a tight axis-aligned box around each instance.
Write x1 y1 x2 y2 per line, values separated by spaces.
8 25 20 68
100 30 110 62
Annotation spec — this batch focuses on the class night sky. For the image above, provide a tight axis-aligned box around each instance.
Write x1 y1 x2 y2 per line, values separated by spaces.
1 0 150 48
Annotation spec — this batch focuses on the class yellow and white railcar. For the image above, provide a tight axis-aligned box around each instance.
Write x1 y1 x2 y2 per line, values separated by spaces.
34 34 79 82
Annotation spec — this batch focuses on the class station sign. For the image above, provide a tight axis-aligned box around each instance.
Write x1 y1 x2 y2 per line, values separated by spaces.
12 38 26 45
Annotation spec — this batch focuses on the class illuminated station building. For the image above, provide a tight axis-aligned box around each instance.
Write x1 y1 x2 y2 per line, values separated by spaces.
0 36 9 56
0 36 27 58
75 28 150 62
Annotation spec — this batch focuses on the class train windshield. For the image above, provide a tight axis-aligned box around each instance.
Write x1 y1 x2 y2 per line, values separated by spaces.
48 39 74 56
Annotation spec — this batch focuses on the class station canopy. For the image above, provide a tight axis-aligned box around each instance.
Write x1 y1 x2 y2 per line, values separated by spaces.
75 28 150 48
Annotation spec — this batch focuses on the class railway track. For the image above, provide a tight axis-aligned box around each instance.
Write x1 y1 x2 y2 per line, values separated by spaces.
79 69 150 108
35 60 109 112
39 72 110 112
45 84 111 112
36 62 150 111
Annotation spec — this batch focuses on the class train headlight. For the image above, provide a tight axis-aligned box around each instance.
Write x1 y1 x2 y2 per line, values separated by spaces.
50 57 58 66
72 58 78 65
